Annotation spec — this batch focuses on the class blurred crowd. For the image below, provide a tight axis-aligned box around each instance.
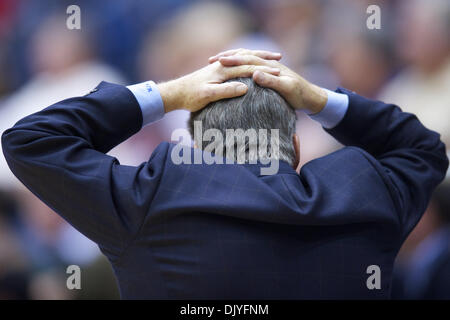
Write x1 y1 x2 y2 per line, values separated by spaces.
0 0 449 299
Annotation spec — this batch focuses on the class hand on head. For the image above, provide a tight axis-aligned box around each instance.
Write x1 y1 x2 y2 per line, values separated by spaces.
158 48 327 115
210 48 327 114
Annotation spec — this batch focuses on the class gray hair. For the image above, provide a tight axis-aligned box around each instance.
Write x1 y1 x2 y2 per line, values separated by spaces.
188 77 297 166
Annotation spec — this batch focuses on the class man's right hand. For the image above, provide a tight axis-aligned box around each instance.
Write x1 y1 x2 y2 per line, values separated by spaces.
209 49 328 114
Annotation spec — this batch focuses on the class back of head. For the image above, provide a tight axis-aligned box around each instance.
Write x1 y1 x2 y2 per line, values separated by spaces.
188 77 297 166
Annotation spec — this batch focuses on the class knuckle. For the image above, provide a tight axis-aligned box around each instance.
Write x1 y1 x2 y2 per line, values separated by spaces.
242 65 253 73
255 55 265 63
216 63 226 73
258 66 272 73
267 60 279 67
256 50 266 57
267 76 277 86
248 55 260 64
247 65 256 73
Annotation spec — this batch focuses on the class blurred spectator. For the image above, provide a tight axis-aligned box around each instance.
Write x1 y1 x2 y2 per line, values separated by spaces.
0 13 125 187
246 0 343 165
28 270 72 300
0 194 28 273
0 189 31 299
73 256 120 300
14 190 101 270
251 0 322 74
115 1 253 165
393 180 450 299
0 0 18 37
323 0 395 98
0 0 20 96
329 32 394 98
379 0 450 148
0 13 125 299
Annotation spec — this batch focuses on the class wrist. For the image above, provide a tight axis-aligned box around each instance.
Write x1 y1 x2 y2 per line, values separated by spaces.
303 83 327 115
157 80 183 113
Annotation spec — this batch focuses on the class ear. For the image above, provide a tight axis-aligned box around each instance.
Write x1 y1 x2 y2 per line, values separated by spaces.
292 134 300 170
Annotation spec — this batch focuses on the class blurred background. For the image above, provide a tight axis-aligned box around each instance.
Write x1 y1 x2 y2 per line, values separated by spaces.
0 0 449 299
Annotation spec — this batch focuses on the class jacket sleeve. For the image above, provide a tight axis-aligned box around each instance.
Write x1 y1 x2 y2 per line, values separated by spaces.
1 81 167 259
327 88 449 238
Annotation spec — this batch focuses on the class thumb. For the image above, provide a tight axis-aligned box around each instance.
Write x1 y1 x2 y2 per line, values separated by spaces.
205 82 248 102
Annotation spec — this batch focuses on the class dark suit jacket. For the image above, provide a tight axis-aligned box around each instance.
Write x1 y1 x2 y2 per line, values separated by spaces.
2 82 448 299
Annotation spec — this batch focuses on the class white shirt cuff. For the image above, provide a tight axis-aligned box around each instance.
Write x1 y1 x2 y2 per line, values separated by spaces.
307 88 349 129
127 81 165 127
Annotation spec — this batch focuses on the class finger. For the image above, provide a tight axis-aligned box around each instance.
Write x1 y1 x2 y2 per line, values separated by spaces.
208 49 242 63
252 70 285 92
223 65 280 79
252 50 282 60
204 82 248 102
219 54 275 67
209 49 282 63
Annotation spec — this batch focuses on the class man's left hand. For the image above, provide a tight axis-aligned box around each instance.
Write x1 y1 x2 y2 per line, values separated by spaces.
157 60 280 113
